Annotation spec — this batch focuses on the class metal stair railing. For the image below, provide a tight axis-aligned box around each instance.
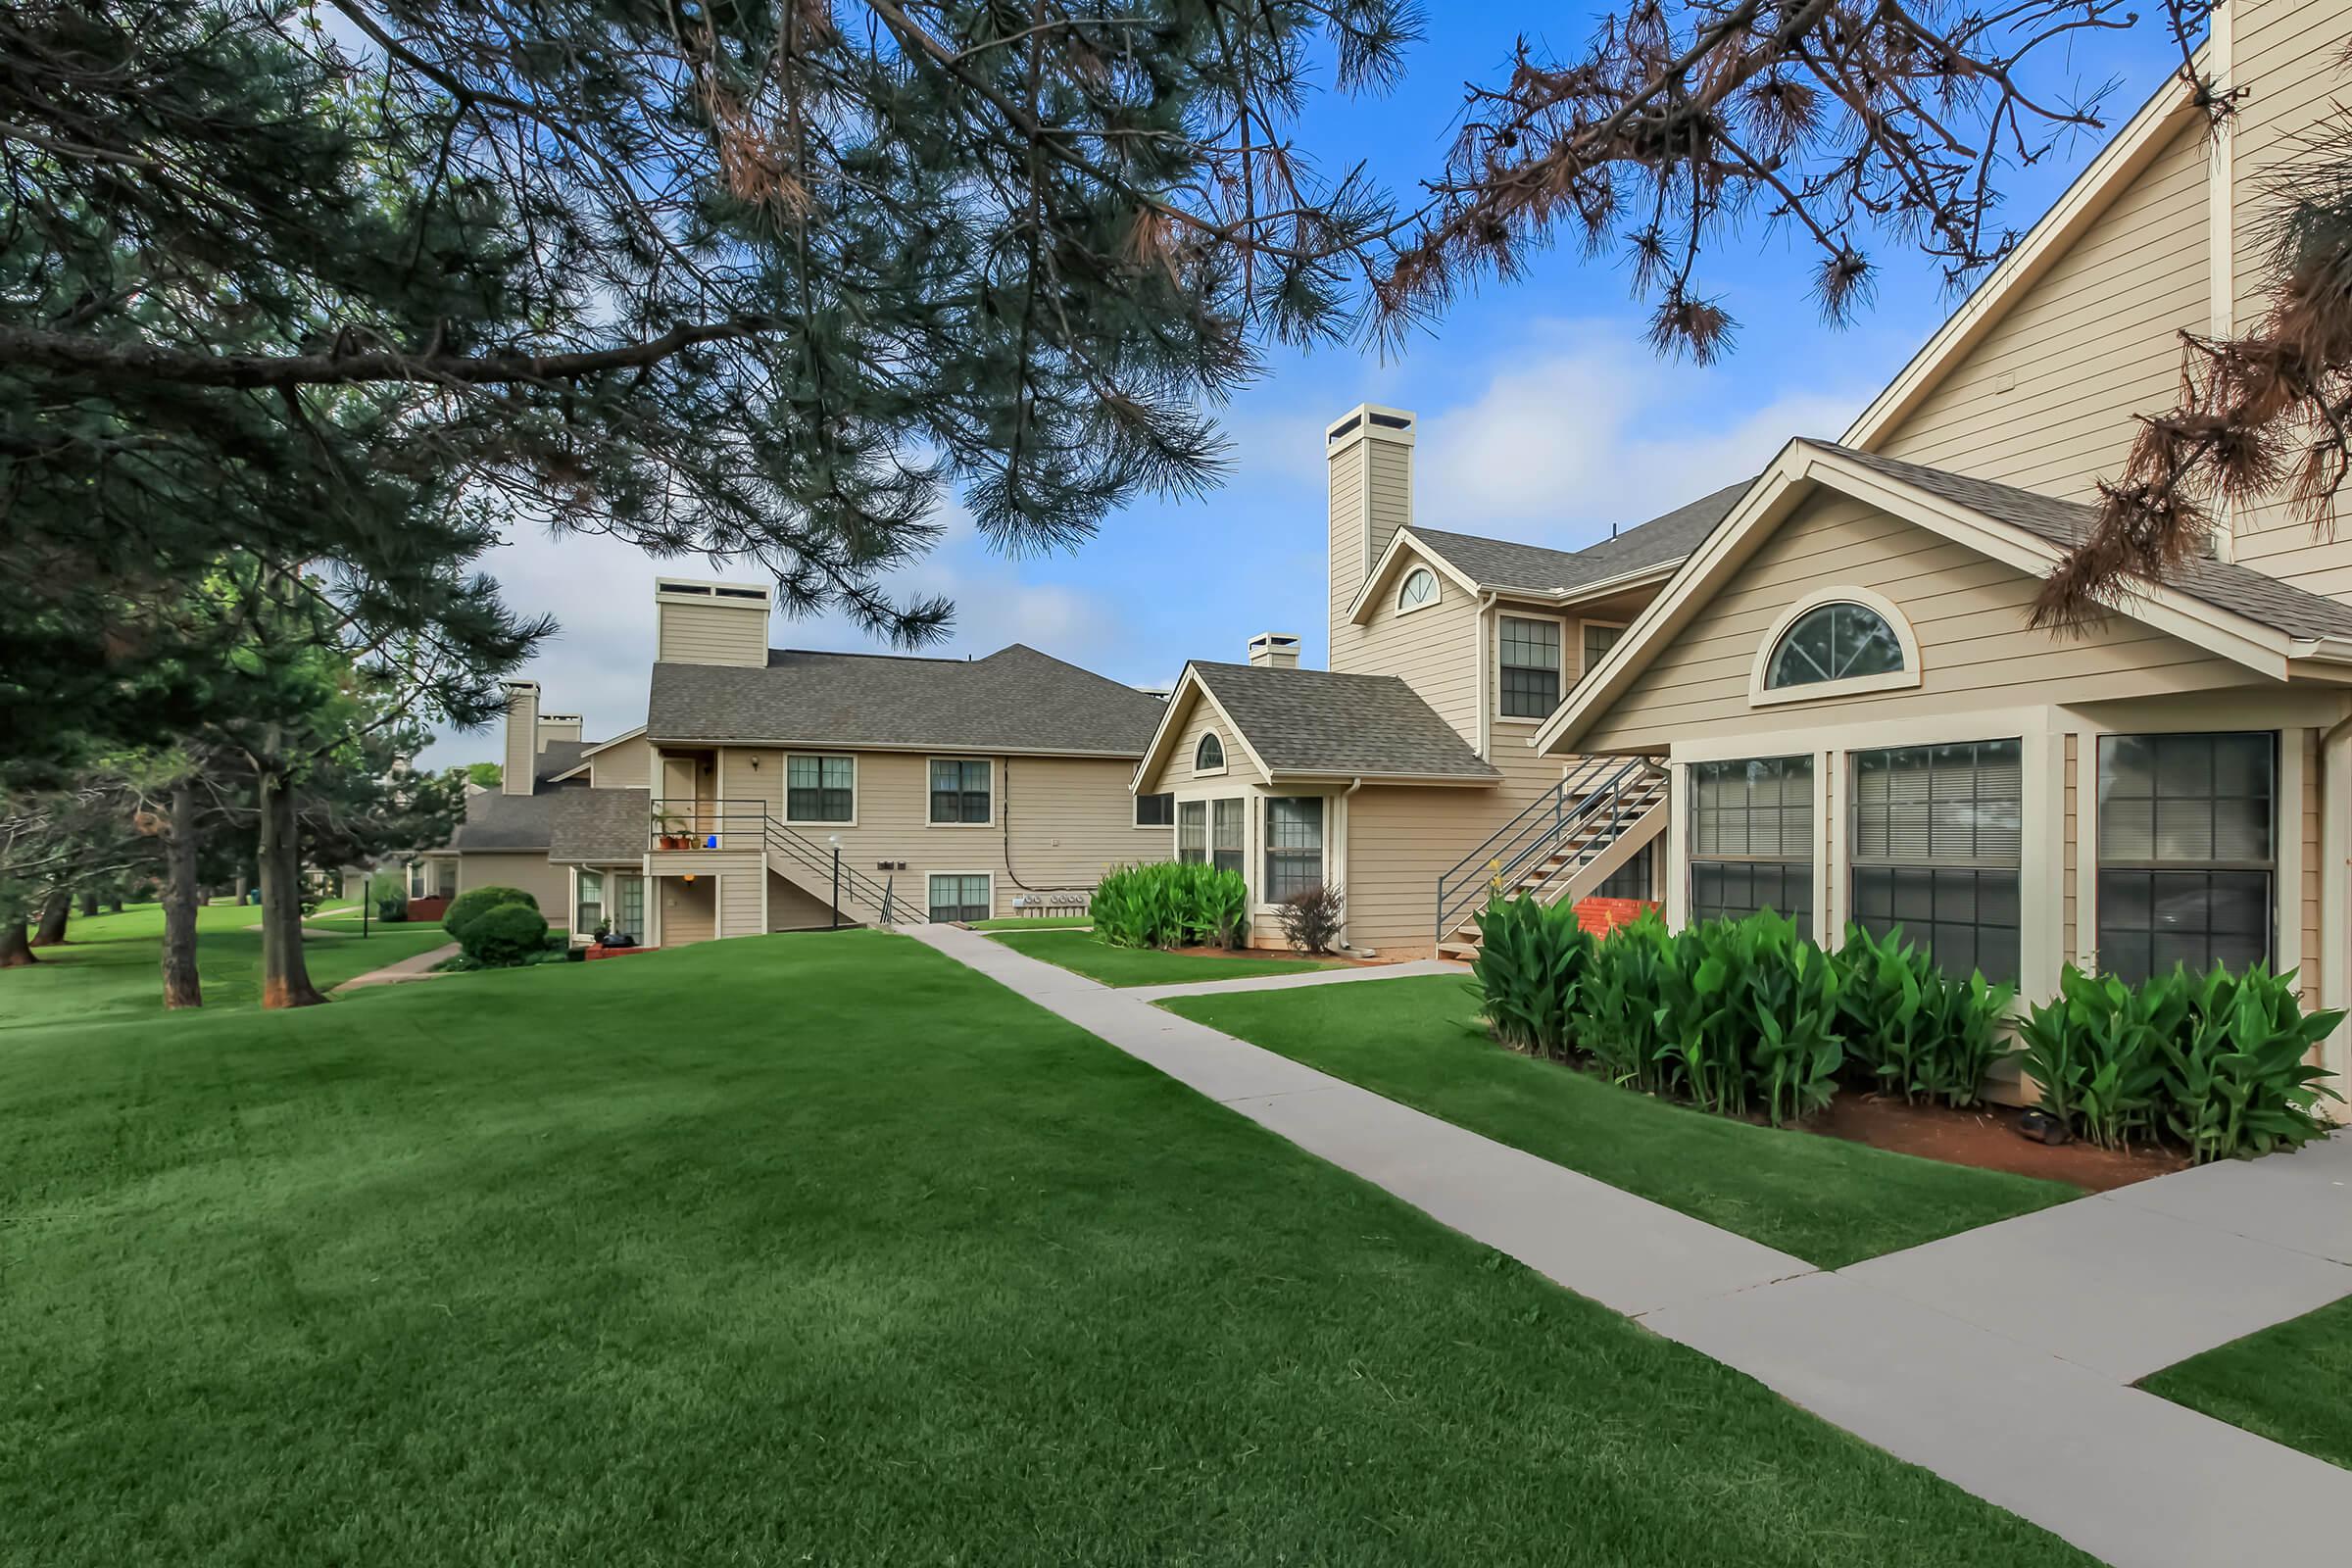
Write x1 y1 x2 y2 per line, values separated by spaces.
649 796 904 925
760 818 904 926
1434 759 1664 943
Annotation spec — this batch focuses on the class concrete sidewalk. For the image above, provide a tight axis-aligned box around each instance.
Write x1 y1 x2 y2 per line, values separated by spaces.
905 921 2352 1568
331 942 460 993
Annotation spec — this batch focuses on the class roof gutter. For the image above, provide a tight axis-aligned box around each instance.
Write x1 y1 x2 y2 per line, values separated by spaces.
2290 636 2352 666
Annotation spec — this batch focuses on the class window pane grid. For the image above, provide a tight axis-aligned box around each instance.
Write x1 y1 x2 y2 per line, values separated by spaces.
1582 622 1623 674
2096 733 2274 982
1196 733 1224 770
1135 793 1174 827
929 760 991 824
1593 842 1653 902
1264 797 1323 903
1688 757 1812 921
1177 801 1206 863
787 755 854 822
1765 602 1905 689
1212 798 1245 877
927 874 991 922
1499 616 1562 718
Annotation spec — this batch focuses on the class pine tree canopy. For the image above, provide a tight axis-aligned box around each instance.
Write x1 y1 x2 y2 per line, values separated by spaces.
1 0 1415 683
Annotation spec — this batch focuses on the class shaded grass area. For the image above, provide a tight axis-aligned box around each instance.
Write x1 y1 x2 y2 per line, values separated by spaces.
1164 975 2081 1269
0 931 2087 1566
968 914 1093 931
987 927 1342 987
2139 1295 2352 1470
0 902 452 1030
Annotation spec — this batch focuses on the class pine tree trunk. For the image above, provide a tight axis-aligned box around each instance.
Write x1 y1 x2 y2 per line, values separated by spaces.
0 920 34 967
77 889 99 918
257 764 325 1008
29 885 70 947
109 897 123 912
162 782 204 1009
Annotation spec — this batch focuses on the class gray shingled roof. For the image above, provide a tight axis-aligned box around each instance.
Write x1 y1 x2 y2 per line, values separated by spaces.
447 788 561 852
1188 662 1499 780
1409 480 1747 597
549 787 651 863
1818 444 2352 642
534 739 589 784
648 643 1166 753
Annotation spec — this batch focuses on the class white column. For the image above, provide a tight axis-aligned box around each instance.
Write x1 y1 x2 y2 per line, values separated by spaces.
2321 724 2351 1118
2075 732 2099 976
1663 760 1689 931
2275 728 2305 985
2019 725 2068 1004
1811 749 1836 949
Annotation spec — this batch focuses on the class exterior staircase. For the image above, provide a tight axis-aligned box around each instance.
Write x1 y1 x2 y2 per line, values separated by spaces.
760 818 909 926
1434 759 1669 960
649 796 910 927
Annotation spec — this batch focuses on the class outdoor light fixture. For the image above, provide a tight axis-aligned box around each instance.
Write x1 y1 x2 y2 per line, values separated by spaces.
681 874 696 885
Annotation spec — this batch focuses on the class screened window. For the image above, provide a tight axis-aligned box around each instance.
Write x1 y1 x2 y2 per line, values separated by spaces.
1765 602 1905 689
1135 792 1175 827
1398 567 1438 612
1177 800 1207 863
2097 733 2274 982
1196 733 1225 772
612 875 645 940
1213 799 1246 878
1688 757 1813 924
786 754 854 822
1593 841 1654 903
1582 621 1624 675
408 862 428 899
576 870 605 933
1849 740 2023 985
1499 616 1562 718
1264 797 1324 903
928 873 991 923
928 759 991 824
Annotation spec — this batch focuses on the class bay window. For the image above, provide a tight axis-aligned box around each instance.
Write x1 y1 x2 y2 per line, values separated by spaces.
1849 740 2023 985
1688 757 1813 924
2097 733 2274 982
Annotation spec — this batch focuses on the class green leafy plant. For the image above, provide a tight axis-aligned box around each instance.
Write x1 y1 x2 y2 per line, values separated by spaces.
1090 862 1247 951
373 886 409 923
1833 924 2017 1107
2016 967 2180 1151
1470 895 1592 1058
1578 909 1679 1094
461 901 551 967
2158 963 2344 1162
443 885 538 944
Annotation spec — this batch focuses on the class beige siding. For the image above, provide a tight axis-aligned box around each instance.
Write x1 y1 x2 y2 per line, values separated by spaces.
660 875 715 944
455 851 571 929
1336 543 1480 741
710 745 1158 920
2064 733 2081 967
2303 727 2323 1007
1343 784 1519 953
1140 690 1250 795
1876 118 2209 501
1327 437 1368 662
589 736 653 790
1582 492 2249 753
768 870 836 931
657 598 768 666
719 868 762 938
501 686 537 797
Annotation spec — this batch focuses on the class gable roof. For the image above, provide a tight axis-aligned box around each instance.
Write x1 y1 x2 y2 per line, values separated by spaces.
647 643 1165 756
1137 662 1500 786
549 787 652 863
1350 481 1747 621
1538 439 2352 755
1840 65 2201 450
438 738 597 852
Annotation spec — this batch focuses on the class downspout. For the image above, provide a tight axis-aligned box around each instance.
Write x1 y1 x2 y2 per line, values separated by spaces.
1474 590 1498 760
1337 776 1368 956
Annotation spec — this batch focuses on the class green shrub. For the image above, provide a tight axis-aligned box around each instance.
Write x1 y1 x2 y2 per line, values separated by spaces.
1578 909 1679 1094
1833 924 2018 1107
461 901 550 967
373 886 409 923
2020 961 2342 1160
444 885 537 942
1471 895 1592 1058
1091 861 1247 950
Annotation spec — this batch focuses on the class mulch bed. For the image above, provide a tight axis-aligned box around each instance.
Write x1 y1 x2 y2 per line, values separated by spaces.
1160 944 1395 966
1805 1095 2187 1192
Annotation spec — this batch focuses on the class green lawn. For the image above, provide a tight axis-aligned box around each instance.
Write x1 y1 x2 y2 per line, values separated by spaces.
2138 1295 2352 1469
0 902 453 1030
968 914 1093 930
1163 975 2081 1269
0 930 2088 1565
987 927 1346 986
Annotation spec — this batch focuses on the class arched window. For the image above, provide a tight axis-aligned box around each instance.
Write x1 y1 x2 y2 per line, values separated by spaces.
1397 566 1438 612
1765 601 1906 689
1196 732 1225 772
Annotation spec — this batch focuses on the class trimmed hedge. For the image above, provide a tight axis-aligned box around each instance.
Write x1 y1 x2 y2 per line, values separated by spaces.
461 901 551 967
444 885 538 943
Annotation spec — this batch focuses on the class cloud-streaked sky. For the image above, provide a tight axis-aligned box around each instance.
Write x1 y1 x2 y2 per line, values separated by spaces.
416 8 2180 764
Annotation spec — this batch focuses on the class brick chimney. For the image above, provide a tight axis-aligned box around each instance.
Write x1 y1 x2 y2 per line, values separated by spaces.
1247 633 1300 670
501 681 539 796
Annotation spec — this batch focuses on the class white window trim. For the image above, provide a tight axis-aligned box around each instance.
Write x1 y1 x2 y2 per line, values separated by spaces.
926 869 996 922
1396 565 1441 615
1194 731 1228 778
782 751 858 828
1495 609 1570 726
1577 617 1629 684
1255 793 1331 913
1133 791 1177 829
1748 585 1924 709
925 756 997 828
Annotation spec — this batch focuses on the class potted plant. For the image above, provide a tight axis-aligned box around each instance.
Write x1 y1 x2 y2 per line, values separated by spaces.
652 807 689 851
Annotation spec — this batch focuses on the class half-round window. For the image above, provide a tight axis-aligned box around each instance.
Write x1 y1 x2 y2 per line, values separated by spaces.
1397 566 1438 612
1196 732 1225 771
1765 601 1905 689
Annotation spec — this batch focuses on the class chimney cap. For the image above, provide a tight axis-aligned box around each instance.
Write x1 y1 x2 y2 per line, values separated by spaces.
655 576 773 606
504 679 541 693
1247 632 1300 649
1325 403 1416 444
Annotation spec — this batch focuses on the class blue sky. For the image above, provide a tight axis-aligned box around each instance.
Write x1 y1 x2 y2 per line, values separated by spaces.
418 7 2183 765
